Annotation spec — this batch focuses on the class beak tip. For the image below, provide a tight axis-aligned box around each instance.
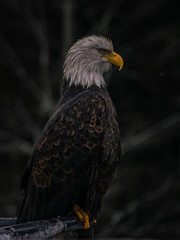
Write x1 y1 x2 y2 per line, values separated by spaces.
119 62 123 71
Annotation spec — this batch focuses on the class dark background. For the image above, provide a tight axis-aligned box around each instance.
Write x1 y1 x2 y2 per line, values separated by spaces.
0 0 180 239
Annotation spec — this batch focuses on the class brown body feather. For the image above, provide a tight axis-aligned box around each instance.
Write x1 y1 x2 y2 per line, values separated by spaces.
17 84 120 223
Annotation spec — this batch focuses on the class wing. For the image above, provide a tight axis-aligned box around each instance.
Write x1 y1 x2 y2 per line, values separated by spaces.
78 91 121 217
17 90 106 223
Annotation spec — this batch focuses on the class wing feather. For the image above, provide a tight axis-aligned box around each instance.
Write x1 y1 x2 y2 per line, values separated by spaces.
17 90 106 222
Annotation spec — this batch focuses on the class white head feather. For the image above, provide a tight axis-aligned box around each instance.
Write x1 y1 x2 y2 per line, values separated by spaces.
63 35 113 88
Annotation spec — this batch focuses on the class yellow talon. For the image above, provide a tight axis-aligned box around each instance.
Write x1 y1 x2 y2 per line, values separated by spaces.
83 213 90 229
73 204 90 229
73 204 83 221
91 219 97 224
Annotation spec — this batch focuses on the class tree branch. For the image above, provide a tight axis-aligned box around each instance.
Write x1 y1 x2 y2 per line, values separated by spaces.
99 173 179 237
88 2 122 35
23 0 54 113
0 216 85 239
0 33 38 95
122 111 180 155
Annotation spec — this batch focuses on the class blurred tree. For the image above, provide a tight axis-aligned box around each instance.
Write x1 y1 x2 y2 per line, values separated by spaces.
0 0 180 239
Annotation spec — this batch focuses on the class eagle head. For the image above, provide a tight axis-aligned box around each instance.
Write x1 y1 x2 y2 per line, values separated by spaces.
63 35 123 88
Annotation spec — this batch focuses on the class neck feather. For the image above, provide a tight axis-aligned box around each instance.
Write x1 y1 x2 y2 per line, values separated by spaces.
63 66 106 88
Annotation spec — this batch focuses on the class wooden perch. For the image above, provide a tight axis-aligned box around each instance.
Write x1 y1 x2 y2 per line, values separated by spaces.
0 216 85 239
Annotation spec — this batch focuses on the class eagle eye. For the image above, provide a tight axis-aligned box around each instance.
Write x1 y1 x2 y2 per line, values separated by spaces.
98 48 110 55
98 49 105 54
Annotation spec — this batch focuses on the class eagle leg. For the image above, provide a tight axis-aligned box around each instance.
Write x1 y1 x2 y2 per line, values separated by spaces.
73 204 90 229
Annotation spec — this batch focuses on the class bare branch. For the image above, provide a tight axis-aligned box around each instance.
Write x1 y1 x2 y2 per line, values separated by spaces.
88 2 122 35
0 33 38 95
23 0 55 113
13 101 41 140
0 129 32 155
23 0 50 75
100 174 176 237
61 0 73 56
0 216 87 240
122 111 180 155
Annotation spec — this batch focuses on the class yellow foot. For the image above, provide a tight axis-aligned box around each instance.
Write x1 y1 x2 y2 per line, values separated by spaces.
91 219 97 225
73 204 90 229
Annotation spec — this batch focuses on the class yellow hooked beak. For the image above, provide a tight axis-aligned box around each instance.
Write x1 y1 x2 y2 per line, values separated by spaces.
102 51 123 71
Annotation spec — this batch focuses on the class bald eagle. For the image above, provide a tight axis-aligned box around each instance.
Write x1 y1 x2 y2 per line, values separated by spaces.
17 35 123 229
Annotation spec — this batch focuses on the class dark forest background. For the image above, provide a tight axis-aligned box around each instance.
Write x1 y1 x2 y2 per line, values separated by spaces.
0 0 180 239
